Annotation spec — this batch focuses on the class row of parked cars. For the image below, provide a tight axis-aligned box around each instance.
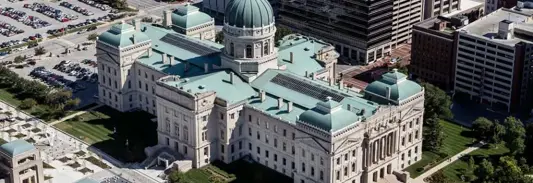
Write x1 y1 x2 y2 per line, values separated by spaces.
0 7 52 29
46 18 100 35
60 2 94 16
78 0 112 11
24 3 78 22
54 60 98 83
0 21 24 37
31 67 88 93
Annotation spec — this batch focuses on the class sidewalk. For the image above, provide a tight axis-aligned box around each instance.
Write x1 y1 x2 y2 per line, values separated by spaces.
411 142 485 183
48 104 102 125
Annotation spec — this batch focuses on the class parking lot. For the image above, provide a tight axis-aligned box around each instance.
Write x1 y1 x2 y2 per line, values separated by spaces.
0 0 111 43
9 41 98 107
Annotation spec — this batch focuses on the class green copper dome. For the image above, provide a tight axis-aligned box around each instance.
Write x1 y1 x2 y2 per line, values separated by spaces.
98 22 150 48
299 97 360 132
172 4 213 29
225 0 274 28
365 69 422 101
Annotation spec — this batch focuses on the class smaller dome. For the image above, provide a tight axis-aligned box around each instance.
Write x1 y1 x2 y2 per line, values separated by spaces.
365 69 422 101
298 97 359 132
171 4 213 29
225 0 274 28
99 22 150 47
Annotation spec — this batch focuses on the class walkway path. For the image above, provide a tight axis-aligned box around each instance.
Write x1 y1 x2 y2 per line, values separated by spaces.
411 142 486 183
48 104 103 125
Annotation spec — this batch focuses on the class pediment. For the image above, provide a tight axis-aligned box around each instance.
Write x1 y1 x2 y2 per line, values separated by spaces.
401 105 422 121
300 137 329 153
334 137 362 153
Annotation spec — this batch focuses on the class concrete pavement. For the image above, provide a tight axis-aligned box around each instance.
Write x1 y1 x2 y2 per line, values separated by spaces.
411 142 486 183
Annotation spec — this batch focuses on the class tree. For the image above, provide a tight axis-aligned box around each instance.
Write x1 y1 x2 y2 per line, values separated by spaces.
495 156 524 183
168 169 191 183
472 117 493 141
34 46 46 56
491 122 505 144
475 159 494 183
421 83 453 121
503 117 526 155
64 98 81 110
525 123 533 163
13 55 25 63
423 114 444 152
274 26 293 46
215 31 224 44
426 170 452 183
465 156 477 182
87 33 98 41
45 90 73 109
19 98 37 110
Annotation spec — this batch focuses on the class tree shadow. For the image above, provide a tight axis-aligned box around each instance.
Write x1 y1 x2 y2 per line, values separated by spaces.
211 160 292 183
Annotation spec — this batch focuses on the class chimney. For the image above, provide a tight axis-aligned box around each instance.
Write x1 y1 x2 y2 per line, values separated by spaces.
260 90 266 102
148 47 153 57
134 18 141 31
339 79 343 90
312 73 316 80
204 63 209 73
169 56 175 65
305 71 308 77
329 78 333 86
287 101 293 112
277 98 284 109
229 72 234 84
132 34 136 44
386 86 391 99
289 52 294 63
162 53 168 64
163 10 172 27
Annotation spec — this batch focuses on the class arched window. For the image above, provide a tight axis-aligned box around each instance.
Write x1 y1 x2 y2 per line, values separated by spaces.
230 43 234 56
264 41 269 55
246 45 252 58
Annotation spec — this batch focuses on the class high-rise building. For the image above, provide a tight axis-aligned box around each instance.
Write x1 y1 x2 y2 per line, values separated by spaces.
423 0 462 19
485 0 517 14
0 140 45 183
278 0 422 65
454 7 533 112
97 2 425 183
410 16 465 91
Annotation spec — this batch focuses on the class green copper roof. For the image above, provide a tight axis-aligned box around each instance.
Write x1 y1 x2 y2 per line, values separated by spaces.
225 0 274 28
277 35 327 76
172 4 213 29
299 97 360 132
98 22 150 48
163 70 256 104
0 139 35 157
246 94 306 124
365 69 422 101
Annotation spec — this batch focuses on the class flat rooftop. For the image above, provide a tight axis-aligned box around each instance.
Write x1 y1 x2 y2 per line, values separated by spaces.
458 8 533 45
442 0 484 18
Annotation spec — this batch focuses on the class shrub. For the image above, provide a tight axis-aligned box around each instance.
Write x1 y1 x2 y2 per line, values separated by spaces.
19 98 37 109
416 167 424 172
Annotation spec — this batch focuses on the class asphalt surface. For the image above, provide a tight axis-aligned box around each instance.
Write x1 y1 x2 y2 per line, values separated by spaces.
0 0 111 43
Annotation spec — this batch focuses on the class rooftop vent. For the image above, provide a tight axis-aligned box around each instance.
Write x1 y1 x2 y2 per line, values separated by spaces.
498 20 515 40
199 85 205 89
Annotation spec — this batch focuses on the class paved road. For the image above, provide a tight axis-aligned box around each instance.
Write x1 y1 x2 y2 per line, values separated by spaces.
411 142 485 183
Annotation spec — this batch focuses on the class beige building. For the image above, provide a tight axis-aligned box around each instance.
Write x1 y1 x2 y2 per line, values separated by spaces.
0 139 44 183
96 1 425 183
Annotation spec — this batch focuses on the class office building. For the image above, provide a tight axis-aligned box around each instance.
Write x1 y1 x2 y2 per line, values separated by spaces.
278 0 422 64
455 7 533 112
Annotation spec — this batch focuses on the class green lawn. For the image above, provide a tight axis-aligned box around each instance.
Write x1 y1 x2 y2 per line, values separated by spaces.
181 160 292 183
405 120 474 177
442 143 509 182
0 89 77 122
54 106 157 162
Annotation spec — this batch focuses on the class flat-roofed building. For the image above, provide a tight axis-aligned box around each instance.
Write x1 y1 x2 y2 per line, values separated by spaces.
455 7 533 112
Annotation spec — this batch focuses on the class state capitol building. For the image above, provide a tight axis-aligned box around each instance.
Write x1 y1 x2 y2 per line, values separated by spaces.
95 0 425 182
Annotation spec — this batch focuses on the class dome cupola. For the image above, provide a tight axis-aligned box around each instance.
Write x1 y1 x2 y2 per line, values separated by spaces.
224 0 274 28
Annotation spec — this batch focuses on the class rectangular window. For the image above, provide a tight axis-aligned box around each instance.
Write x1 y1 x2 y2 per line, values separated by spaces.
221 145 225 153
